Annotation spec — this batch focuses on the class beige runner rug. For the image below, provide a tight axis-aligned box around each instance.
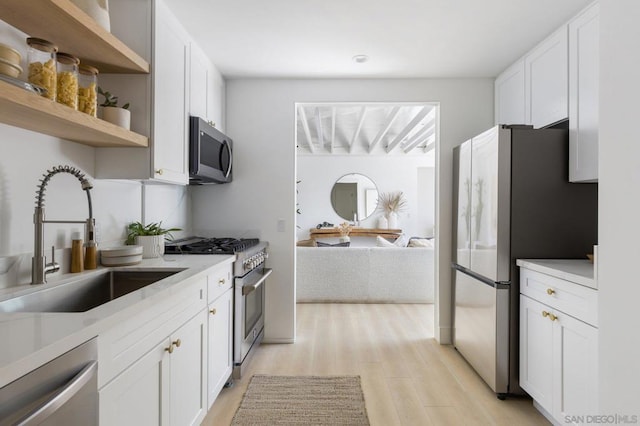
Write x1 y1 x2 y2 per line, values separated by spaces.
231 375 370 425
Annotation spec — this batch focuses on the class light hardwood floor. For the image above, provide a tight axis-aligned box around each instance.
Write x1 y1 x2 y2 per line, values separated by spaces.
202 303 550 426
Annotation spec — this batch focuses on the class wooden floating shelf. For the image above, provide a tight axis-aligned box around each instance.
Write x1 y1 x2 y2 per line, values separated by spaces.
1 0 149 74
0 81 148 147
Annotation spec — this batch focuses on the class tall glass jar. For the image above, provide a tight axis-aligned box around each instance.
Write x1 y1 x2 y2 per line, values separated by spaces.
78 64 98 117
26 38 57 100
56 52 79 109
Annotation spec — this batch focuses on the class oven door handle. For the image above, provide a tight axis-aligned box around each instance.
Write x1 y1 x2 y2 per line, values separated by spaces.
242 268 272 296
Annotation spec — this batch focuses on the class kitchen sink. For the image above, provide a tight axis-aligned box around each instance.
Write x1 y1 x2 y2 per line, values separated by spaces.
0 269 185 313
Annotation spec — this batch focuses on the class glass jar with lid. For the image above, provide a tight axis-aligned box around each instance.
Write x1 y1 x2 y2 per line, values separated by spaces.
56 52 80 109
78 64 98 117
26 37 57 100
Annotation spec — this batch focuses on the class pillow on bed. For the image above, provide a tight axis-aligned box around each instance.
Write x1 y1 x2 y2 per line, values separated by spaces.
408 237 434 248
316 241 350 247
376 235 407 248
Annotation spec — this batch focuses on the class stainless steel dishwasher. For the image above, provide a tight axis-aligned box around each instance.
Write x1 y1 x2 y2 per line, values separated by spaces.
0 338 98 425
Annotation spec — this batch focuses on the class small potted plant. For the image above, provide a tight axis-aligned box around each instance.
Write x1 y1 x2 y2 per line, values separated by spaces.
98 86 131 130
126 221 181 258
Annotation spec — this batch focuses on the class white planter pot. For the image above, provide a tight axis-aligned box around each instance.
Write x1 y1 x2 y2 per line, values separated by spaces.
101 106 130 130
135 235 165 259
377 215 388 229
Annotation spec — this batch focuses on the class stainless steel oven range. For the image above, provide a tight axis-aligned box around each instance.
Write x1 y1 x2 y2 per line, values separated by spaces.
165 237 271 379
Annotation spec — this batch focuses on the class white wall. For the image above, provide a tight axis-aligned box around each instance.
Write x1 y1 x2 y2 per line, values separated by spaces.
0 121 191 288
598 0 640 413
191 78 494 343
296 155 435 242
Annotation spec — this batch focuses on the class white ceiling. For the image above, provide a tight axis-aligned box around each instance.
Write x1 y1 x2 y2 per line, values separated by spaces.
164 0 592 79
296 103 437 156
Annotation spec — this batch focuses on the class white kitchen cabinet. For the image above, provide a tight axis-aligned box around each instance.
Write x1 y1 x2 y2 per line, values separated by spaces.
190 42 226 132
494 59 526 125
525 27 569 128
519 295 554 411
170 309 208 426
207 287 233 408
96 0 190 184
99 310 207 426
519 265 598 425
569 2 600 182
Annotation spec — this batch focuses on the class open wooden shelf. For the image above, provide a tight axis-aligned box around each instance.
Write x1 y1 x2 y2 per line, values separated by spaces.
1 0 149 73
0 80 148 147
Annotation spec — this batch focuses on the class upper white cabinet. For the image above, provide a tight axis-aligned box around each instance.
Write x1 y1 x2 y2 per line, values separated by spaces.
495 59 526 126
495 27 568 129
569 3 600 182
96 0 226 184
190 42 225 132
525 27 569 128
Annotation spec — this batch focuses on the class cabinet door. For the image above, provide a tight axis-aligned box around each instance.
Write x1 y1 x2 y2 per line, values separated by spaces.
207 288 233 408
208 67 225 132
553 310 598 422
170 310 208 426
495 59 526 126
520 295 554 413
190 42 209 120
99 339 171 426
525 27 568 128
569 3 599 182
152 0 189 184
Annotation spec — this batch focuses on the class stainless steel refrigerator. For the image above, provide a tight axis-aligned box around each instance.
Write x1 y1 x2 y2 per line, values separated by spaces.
452 125 597 398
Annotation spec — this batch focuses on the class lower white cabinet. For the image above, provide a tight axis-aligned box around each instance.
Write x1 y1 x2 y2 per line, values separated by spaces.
520 267 598 425
99 309 208 426
207 287 233 407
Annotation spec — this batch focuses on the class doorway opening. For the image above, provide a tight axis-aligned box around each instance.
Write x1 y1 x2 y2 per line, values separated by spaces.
294 101 439 336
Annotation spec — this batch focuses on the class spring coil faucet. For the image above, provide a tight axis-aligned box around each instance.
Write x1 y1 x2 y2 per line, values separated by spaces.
32 165 94 284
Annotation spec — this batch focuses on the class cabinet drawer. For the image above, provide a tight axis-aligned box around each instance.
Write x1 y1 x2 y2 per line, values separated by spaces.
208 263 233 303
98 276 206 388
520 268 597 327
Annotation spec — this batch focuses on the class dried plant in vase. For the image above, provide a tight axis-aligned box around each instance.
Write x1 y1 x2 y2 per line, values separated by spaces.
337 222 353 242
377 191 407 229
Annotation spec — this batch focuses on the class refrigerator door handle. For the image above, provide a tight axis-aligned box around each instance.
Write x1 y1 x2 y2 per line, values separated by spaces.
452 263 511 289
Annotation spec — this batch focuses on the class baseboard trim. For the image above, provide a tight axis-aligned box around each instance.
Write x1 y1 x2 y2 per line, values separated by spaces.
436 326 453 344
262 338 295 344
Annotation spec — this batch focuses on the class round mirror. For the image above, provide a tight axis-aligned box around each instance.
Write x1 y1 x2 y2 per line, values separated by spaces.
330 173 379 221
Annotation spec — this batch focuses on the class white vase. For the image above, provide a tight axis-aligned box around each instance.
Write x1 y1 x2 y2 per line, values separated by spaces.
387 212 399 229
101 106 131 130
377 215 388 229
339 235 350 243
136 235 165 258
71 0 110 31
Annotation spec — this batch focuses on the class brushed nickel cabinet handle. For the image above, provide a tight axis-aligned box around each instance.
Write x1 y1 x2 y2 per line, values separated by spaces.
210 308 217 315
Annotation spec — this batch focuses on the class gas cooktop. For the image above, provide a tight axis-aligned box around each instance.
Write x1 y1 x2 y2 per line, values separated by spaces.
165 236 260 255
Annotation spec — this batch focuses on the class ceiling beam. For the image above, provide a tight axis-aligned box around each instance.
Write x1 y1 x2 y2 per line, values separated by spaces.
298 106 315 153
369 106 401 153
315 107 324 151
403 125 435 153
349 106 368 153
385 106 431 153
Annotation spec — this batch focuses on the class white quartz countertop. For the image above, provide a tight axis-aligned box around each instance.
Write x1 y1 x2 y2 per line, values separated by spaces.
0 254 234 388
516 259 595 288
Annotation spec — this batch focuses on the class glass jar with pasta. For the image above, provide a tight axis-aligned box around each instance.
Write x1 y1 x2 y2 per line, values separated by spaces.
56 52 80 109
26 38 57 100
78 64 98 117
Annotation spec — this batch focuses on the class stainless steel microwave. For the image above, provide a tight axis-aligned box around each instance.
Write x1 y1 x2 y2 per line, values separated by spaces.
189 116 233 184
